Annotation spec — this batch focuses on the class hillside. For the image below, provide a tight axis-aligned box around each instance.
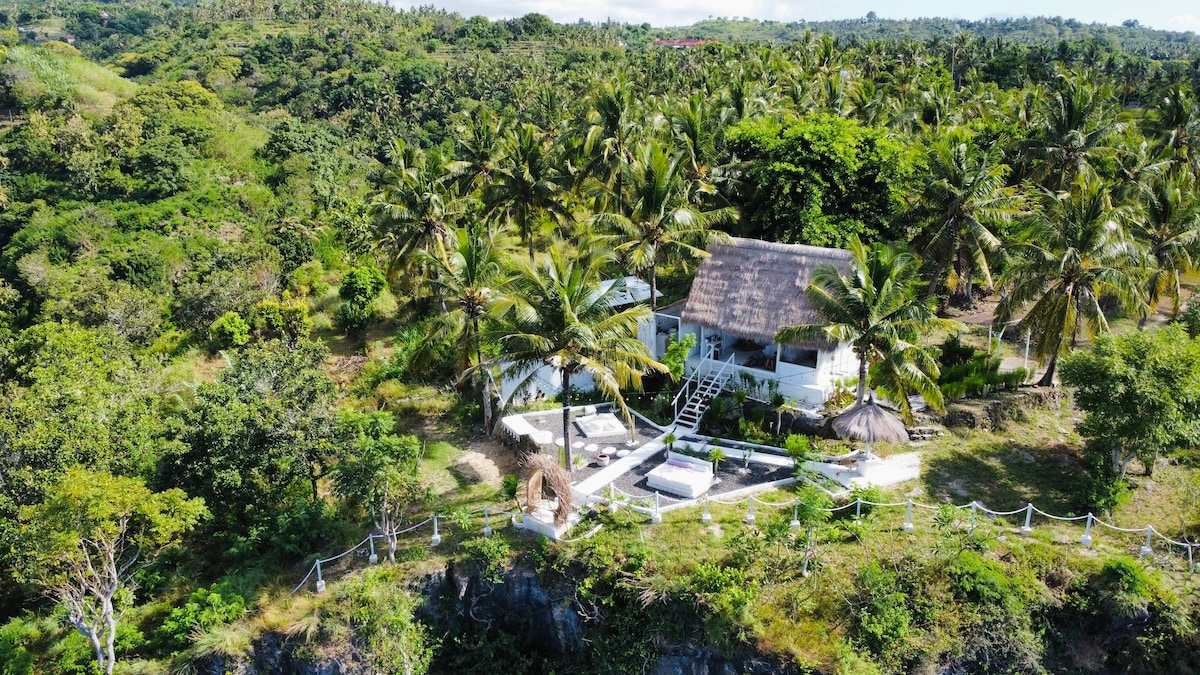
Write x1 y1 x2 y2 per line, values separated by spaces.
1 1 1200 674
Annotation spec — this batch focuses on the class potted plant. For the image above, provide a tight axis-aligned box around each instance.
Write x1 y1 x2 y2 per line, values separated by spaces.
708 446 725 474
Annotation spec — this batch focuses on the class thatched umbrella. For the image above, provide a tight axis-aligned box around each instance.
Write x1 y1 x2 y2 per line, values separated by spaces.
831 399 908 459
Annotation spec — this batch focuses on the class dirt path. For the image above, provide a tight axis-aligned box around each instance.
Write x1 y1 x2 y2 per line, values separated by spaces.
456 437 521 487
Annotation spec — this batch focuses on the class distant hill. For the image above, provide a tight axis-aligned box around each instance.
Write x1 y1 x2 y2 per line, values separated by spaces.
658 15 1200 59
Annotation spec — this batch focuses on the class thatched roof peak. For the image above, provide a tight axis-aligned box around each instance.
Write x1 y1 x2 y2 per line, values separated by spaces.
680 237 852 347
832 400 909 444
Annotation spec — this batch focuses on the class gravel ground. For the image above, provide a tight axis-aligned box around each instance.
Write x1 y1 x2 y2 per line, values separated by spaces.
589 449 792 504
519 407 793 504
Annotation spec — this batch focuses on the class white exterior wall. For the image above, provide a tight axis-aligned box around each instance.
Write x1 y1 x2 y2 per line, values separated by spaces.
815 341 857 389
675 320 854 409
498 363 597 407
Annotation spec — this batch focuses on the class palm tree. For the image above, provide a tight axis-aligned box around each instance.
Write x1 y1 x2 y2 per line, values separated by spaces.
1131 173 1200 320
589 142 736 309
775 238 951 420
914 129 1024 306
446 107 506 194
420 222 509 433
1022 73 1121 190
997 177 1144 386
482 124 569 261
489 242 665 472
369 140 462 282
1148 85 1200 175
578 76 642 196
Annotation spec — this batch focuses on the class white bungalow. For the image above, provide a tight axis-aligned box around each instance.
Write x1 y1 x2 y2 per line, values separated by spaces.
645 237 857 414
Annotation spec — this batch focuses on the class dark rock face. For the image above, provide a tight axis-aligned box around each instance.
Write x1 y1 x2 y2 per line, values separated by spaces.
192 633 355 675
191 563 790 674
430 562 585 655
650 645 793 675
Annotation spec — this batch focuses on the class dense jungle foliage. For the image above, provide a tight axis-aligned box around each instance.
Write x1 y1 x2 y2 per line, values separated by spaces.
3 1 1200 673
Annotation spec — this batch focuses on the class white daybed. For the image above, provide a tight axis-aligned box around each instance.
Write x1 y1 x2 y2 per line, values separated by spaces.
646 451 715 498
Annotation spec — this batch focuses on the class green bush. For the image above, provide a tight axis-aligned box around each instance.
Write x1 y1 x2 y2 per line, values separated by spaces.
0 618 37 675
937 335 1026 399
210 310 250 349
154 585 247 655
851 560 914 660
321 567 434 675
784 434 813 459
335 266 386 335
458 536 512 584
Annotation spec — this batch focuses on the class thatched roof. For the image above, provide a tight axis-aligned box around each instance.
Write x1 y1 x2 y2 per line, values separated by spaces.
521 453 575 525
680 237 852 348
832 400 909 444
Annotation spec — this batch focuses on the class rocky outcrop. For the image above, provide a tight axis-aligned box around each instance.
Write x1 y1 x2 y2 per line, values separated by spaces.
422 561 584 654
192 633 359 675
651 645 796 675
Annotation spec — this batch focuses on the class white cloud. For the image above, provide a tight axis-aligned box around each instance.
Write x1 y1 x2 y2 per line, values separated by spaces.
1162 14 1200 33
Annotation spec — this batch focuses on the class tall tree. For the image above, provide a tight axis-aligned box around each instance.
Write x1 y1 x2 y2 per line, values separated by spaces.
589 142 736 308
1148 85 1200 175
913 129 1023 305
488 242 664 472
330 411 426 563
1131 172 1200 320
369 140 462 280
482 124 568 260
1022 73 1121 190
19 468 206 675
164 340 337 543
1061 325 1200 478
419 222 510 432
997 177 1144 386
775 238 950 420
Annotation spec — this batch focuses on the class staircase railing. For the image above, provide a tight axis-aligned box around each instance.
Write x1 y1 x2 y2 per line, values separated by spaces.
670 344 715 419
674 352 736 427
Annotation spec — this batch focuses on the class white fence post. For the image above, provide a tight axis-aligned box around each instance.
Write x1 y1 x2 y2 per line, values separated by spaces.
483 507 493 537
903 499 914 532
368 535 378 565
1021 503 1033 536
315 560 326 593
430 515 442 546
651 492 662 524
745 497 756 525
701 495 712 524
1081 514 1093 548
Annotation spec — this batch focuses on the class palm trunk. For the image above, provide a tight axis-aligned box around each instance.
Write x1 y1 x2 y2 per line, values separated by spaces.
1037 353 1058 387
925 256 949 300
649 264 658 311
562 371 572 473
856 354 869 404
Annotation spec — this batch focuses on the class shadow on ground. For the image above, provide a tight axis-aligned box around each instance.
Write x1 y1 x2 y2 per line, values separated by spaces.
922 441 1087 515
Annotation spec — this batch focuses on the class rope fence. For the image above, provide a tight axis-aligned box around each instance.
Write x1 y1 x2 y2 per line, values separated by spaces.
292 488 1200 593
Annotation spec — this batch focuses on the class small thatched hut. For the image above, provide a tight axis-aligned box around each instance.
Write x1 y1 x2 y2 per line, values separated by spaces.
648 237 858 409
681 238 852 349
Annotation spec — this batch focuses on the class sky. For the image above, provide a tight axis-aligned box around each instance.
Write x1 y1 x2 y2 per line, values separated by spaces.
395 1 1200 34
